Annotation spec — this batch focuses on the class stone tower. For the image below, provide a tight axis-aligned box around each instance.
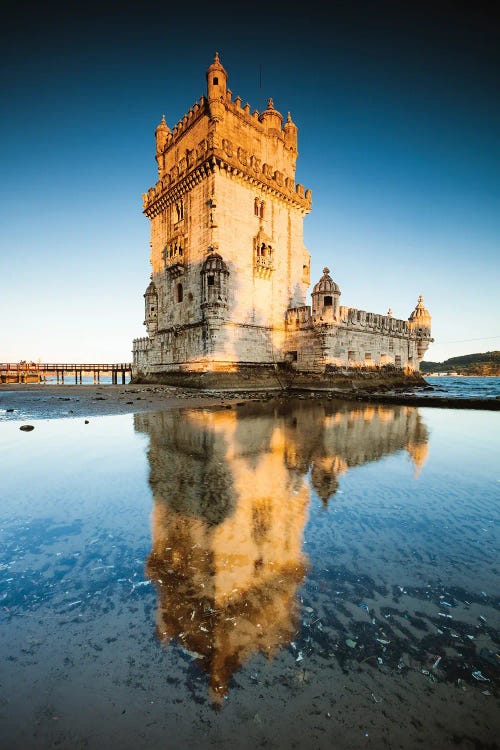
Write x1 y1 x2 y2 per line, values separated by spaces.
133 54 432 380
134 53 312 376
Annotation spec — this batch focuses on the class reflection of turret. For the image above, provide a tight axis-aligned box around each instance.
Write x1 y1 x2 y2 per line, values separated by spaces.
134 398 429 699
405 416 429 478
278 400 429 506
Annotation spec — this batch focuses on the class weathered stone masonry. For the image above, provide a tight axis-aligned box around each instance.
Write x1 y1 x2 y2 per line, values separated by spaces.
132 54 432 379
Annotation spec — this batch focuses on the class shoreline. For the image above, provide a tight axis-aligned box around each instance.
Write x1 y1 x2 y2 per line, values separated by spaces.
1 382 499 422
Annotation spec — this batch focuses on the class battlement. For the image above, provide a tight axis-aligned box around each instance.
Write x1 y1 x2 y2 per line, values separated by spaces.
286 303 432 339
143 55 311 217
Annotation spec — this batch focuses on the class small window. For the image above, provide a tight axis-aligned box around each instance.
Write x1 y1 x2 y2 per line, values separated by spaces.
150 306 155 312
213 77 218 85
254 197 260 216
259 201 265 219
348 350 356 361
324 296 333 306
177 283 183 302
207 275 215 286
365 352 372 362
395 355 402 367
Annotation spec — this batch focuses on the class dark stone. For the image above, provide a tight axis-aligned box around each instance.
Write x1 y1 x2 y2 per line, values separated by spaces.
19 425 34 431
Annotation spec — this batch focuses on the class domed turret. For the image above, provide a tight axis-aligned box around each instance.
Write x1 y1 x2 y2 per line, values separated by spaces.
259 97 283 133
155 114 169 155
144 279 158 335
312 268 341 323
201 252 230 311
283 112 298 152
206 52 228 121
408 295 432 360
408 295 431 332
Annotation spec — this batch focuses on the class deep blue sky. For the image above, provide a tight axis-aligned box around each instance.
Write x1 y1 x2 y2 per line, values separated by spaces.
1 1 498 362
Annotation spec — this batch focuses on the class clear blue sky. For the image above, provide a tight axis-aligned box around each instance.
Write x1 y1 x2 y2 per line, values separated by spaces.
1 1 498 363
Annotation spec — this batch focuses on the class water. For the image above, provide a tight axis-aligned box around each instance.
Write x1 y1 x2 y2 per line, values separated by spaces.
424 375 500 399
0 400 498 749
40 375 132 385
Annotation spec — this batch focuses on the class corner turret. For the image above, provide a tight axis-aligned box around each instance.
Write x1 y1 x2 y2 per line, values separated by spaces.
283 112 298 153
408 295 432 360
312 268 341 323
206 52 228 122
144 279 158 335
259 97 283 135
408 295 431 332
155 114 169 155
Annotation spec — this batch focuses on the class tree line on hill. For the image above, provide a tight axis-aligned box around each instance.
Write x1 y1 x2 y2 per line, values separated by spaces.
420 351 500 375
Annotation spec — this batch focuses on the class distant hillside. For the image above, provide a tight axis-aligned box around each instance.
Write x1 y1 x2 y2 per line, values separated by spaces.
421 351 500 375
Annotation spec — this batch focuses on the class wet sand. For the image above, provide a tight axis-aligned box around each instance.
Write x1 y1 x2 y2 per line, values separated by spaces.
0 383 270 421
1 383 498 424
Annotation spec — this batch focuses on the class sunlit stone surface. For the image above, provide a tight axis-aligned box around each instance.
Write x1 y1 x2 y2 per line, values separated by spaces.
132 56 432 378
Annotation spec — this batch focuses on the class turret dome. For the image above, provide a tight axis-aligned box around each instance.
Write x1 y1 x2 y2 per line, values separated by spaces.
144 280 157 296
312 268 340 295
155 115 168 134
206 51 227 78
409 295 431 323
202 252 229 274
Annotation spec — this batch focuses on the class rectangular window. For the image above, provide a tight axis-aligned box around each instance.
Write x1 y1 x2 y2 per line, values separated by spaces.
207 276 215 286
395 355 402 367
365 352 372 362
348 350 356 361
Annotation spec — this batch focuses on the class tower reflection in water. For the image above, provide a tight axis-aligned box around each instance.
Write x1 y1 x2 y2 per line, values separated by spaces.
134 400 428 702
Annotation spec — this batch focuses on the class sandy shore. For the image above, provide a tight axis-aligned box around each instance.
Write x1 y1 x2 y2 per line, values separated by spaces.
0 383 271 422
1 382 498 423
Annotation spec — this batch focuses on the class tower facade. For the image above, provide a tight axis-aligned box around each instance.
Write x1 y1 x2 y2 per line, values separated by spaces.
133 55 432 379
133 54 311 376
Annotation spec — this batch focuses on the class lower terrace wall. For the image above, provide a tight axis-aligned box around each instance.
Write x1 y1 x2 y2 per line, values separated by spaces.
133 318 425 381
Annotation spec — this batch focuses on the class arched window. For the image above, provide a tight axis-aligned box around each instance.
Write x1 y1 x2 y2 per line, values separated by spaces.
259 201 265 219
254 197 260 216
213 77 219 85
177 283 183 303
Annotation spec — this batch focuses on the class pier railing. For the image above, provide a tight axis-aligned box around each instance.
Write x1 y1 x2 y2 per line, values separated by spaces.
0 363 132 384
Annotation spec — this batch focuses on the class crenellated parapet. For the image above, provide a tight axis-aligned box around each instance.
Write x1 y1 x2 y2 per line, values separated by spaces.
143 53 312 219
143 141 312 218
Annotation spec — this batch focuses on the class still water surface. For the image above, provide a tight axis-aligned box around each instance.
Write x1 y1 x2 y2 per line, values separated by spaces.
1 400 498 749
424 375 500 399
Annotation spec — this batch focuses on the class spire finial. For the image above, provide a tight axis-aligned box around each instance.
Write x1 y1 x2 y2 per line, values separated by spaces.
267 97 274 109
287 111 292 123
387 307 393 318
214 51 220 62
418 294 424 304
323 267 330 275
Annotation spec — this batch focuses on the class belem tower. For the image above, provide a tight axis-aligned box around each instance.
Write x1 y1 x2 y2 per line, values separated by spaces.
132 54 432 381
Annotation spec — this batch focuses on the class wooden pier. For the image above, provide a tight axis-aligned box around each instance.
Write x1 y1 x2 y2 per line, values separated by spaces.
0 363 132 385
